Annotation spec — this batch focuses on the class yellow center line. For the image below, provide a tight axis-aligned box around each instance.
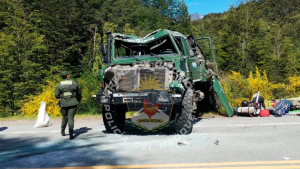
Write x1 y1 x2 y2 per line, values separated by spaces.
182 166 300 169
46 160 300 169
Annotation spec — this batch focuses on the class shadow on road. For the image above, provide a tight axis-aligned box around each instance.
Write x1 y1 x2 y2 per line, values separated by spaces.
74 127 92 138
0 133 129 168
0 127 8 132
193 117 202 124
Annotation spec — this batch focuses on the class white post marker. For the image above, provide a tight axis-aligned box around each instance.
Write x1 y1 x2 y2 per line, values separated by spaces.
34 101 52 128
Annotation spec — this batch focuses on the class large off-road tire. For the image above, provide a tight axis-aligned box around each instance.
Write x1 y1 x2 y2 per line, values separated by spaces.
102 104 125 134
175 88 194 134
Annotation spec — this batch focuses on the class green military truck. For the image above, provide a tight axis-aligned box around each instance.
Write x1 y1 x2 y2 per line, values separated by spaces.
94 29 233 134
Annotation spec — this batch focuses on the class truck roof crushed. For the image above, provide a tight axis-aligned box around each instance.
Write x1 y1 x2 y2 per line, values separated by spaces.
113 29 186 58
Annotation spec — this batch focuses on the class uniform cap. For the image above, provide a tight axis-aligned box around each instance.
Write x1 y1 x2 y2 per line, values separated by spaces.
60 71 69 77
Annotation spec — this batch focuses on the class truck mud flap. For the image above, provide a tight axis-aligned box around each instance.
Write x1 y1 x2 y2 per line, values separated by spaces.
212 76 234 117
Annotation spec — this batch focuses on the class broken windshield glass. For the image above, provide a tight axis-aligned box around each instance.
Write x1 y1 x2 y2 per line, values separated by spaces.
114 35 177 59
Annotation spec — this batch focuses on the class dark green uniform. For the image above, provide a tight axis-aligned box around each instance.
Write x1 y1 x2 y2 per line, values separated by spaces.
55 71 82 135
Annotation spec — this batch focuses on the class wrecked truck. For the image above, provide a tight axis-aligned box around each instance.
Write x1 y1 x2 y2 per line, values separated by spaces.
93 29 233 134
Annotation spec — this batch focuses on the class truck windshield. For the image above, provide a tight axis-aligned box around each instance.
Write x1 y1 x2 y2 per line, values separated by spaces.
114 35 177 59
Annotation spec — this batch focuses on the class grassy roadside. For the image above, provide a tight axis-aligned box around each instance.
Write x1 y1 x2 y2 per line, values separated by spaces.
0 115 39 121
0 114 103 122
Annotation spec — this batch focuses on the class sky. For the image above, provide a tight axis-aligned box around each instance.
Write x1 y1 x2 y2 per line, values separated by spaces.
185 0 240 15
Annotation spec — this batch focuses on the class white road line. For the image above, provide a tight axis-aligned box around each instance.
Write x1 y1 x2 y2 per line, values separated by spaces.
193 122 300 128
2 123 300 134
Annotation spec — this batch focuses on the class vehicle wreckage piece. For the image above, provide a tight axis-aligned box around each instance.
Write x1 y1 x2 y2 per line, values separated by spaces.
94 29 233 134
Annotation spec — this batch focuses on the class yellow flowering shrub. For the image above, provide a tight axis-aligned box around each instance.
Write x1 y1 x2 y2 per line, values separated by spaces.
222 67 286 108
286 76 300 97
20 71 100 116
220 78 247 108
20 81 60 116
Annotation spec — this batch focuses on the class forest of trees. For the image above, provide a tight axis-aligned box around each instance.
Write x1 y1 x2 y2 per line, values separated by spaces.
192 0 300 82
0 0 191 115
1 0 300 116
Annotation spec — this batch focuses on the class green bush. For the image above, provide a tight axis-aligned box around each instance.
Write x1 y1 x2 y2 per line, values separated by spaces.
76 71 101 115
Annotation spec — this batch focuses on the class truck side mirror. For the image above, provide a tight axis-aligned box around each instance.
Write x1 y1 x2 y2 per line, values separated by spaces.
100 43 107 56
100 43 109 64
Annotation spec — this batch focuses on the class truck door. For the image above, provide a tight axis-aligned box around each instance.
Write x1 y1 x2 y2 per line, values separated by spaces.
182 37 203 82
186 35 233 117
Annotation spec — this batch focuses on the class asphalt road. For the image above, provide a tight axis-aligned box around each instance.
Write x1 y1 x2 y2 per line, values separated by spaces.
1 115 300 168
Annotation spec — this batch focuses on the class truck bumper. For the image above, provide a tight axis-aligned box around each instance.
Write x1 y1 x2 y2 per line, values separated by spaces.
93 90 182 105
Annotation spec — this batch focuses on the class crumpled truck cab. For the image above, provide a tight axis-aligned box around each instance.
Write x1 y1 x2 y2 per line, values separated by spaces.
93 29 233 134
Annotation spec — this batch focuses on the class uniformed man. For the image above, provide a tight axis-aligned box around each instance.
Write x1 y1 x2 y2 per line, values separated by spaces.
55 71 82 140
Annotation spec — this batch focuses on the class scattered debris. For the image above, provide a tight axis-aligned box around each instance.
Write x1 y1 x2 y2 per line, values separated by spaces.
214 140 219 145
178 141 188 146
282 157 290 160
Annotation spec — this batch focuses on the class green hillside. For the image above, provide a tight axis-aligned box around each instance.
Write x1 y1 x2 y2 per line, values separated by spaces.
191 0 300 82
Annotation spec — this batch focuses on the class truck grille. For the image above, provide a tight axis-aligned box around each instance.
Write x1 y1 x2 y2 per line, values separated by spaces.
116 67 172 92
139 68 166 89
117 69 137 92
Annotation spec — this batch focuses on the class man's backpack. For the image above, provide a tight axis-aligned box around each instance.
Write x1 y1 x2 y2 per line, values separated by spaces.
273 99 292 115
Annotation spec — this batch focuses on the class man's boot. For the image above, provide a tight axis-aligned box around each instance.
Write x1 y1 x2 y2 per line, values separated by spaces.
69 129 74 140
61 129 66 136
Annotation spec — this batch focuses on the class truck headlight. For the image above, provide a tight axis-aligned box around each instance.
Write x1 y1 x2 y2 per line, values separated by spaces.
158 96 169 103
101 96 109 103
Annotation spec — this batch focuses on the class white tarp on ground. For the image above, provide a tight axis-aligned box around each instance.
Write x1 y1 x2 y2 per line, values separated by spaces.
34 101 52 128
